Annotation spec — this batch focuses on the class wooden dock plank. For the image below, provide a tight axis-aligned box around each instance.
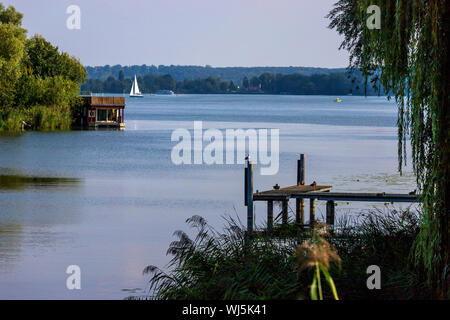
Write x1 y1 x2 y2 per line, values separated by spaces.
253 191 419 202
256 184 332 195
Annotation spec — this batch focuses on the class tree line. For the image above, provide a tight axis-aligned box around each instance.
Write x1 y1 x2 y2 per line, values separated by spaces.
81 70 381 95
86 64 347 83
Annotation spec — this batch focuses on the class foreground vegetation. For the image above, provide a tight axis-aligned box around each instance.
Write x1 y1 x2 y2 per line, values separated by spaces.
137 208 432 300
0 3 85 132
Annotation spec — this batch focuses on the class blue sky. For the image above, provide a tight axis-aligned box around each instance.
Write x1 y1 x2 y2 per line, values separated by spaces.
3 0 349 67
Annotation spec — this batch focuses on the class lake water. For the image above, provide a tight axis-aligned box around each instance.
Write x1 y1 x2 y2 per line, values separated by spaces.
0 95 415 299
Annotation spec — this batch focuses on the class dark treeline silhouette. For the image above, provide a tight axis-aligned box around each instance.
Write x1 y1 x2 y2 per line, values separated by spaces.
86 64 347 83
81 71 382 95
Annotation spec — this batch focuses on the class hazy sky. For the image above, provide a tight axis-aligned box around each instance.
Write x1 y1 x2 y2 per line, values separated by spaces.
3 0 349 67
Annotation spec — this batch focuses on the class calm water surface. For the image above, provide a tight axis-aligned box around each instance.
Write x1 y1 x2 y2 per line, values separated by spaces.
0 95 415 299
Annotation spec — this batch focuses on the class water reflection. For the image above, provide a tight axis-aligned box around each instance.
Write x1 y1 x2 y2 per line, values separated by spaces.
0 172 80 191
0 224 23 273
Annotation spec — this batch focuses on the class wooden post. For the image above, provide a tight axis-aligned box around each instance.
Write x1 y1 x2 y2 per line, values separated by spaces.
295 199 303 224
309 198 316 226
245 159 254 238
296 154 306 224
267 200 273 232
297 154 305 185
282 199 288 225
326 200 335 232
244 167 248 206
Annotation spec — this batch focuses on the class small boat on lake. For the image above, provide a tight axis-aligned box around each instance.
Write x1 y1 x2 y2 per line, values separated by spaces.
334 98 342 102
130 75 143 98
155 90 175 95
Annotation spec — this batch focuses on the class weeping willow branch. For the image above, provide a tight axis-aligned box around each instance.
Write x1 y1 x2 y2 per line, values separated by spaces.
328 0 450 297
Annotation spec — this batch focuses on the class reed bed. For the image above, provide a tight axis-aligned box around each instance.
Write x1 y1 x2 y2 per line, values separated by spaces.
0 105 72 132
137 207 431 300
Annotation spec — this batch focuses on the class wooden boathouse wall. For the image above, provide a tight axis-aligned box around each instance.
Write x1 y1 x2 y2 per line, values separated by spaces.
80 96 126 129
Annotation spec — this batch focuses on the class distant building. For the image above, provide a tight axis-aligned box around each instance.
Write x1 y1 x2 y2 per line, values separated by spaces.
239 84 262 93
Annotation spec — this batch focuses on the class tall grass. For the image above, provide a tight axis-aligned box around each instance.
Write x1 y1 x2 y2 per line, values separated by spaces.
137 207 432 300
0 105 72 131
142 216 301 300
330 208 430 299
296 224 341 300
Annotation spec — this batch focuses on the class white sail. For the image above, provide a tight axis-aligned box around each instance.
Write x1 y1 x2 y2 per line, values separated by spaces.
130 75 142 96
133 75 141 95
130 80 135 95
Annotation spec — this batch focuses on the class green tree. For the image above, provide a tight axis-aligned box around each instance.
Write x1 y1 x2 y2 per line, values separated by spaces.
328 0 450 297
229 80 237 92
242 76 249 89
250 76 260 88
12 34 86 107
259 72 273 92
23 35 86 84
1 3 86 131
0 4 26 108
0 3 23 26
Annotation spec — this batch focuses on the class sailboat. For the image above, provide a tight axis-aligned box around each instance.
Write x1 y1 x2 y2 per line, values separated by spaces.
130 75 143 98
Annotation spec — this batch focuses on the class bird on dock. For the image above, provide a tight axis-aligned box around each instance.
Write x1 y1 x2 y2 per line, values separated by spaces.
273 184 280 190
310 181 317 187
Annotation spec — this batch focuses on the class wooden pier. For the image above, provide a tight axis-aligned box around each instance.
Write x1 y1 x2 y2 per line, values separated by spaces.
244 154 420 236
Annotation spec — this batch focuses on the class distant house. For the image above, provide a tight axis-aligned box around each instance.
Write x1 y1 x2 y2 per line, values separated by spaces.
247 85 262 93
79 96 125 129
240 84 262 93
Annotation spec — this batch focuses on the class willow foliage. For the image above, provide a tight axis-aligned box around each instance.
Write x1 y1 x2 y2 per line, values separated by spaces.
328 0 449 296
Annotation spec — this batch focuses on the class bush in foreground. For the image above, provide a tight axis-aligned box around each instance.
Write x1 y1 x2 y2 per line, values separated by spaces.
137 207 432 300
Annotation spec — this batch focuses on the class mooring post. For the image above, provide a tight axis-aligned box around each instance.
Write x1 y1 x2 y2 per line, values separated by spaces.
245 158 254 238
309 198 316 226
296 154 306 224
326 200 335 233
297 154 305 185
282 199 288 225
267 200 273 232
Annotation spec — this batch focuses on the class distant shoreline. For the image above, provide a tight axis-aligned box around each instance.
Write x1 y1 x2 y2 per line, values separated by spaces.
82 70 385 96
86 92 388 97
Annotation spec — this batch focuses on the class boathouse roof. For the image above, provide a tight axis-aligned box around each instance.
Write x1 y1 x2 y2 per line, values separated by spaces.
81 96 125 108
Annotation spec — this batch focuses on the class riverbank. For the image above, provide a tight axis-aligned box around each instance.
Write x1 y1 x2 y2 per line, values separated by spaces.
0 105 73 132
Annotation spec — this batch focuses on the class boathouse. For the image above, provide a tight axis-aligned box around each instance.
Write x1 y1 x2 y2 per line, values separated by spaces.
80 96 125 129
